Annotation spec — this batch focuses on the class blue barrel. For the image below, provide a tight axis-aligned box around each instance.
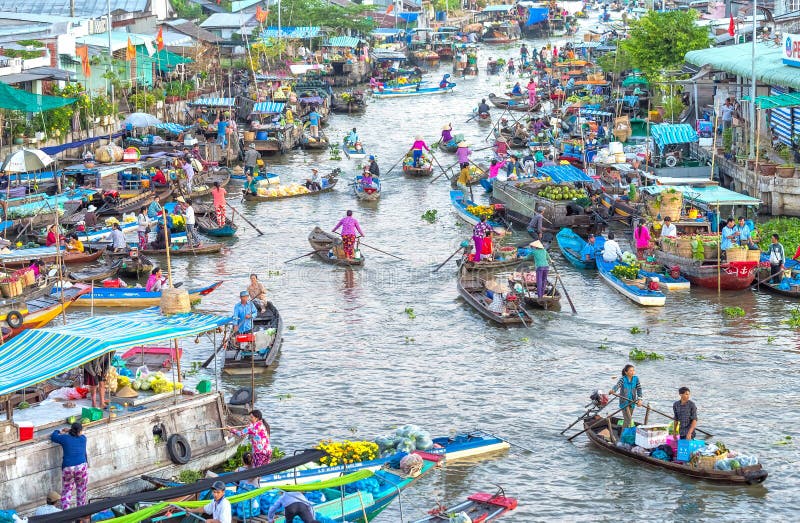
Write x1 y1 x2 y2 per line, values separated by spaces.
586 150 597 163
255 131 268 140
435 11 446 21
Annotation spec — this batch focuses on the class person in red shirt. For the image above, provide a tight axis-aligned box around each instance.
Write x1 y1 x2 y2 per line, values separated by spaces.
151 169 167 186
210 181 227 227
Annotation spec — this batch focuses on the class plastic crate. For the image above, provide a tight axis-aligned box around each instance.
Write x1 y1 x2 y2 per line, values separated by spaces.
81 407 103 422
634 424 669 449
676 439 706 461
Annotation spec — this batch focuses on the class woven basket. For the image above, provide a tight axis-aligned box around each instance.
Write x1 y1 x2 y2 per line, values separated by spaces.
160 287 191 315
21 269 35 286
694 453 726 471
497 246 517 260
726 248 748 262
13 278 22 295
677 246 693 258
746 249 761 262
0 280 12 298
243 131 256 142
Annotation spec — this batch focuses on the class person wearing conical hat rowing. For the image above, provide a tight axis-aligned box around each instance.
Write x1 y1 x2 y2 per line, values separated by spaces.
410 135 430 168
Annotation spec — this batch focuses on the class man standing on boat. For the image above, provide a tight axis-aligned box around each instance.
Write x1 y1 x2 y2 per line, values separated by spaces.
244 143 260 177
673 387 698 440
527 207 545 240
308 107 322 139
232 291 257 335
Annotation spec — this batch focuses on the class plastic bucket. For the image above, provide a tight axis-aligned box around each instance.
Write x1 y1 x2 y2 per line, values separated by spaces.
255 131 268 140
196 380 212 394
17 421 33 441
608 141 624 154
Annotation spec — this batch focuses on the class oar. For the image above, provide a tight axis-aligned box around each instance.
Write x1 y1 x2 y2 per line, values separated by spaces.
567 404 630 441
428 150 450 181
284 250 326 263
560 399 600 435
201 326 231 369
384 148 412 176
227 203 263 235
549 259 577 314
434 246 465 272
358 240 406 261
609 392 714 437
472 429 534 453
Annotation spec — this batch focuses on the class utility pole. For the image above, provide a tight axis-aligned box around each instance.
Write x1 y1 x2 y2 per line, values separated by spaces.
749 0 757 158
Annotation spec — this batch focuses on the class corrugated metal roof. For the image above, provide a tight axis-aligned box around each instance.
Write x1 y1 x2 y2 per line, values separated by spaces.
0 0 148 18
481 4 516 12
77 31 154 52
200 12 255 29
685 42 800 90
261 26 321 39
324 36 362 48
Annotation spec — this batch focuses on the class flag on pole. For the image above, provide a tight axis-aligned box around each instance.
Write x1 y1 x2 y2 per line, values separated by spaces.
255 5 268 23
126 37 136 61
76 45 91 77
728 15 735 37
143 38 155 57
386 3 394 14
156 26 165 51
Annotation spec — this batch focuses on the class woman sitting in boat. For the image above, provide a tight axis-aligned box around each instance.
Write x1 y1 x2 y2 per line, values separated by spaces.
66 233 84 253
28 259 44 280
439 73 451 89
441 123 454 144
511 82 523 97
494 136 509 158
46 225 65 247
609 364 644 428
369 77 383 92
486 280 509 316
151 222 171 250
361 172 376 193
146 267 166 292
410 136 430 167
248 273 268 313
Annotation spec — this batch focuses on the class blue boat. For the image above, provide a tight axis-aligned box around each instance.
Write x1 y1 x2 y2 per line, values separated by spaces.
66 280 223 308
596 257 666 306
556 228 605 270
342 141 367 160
372 83 456 98
638 264 691 291
353 175 381 200
450 190 508 234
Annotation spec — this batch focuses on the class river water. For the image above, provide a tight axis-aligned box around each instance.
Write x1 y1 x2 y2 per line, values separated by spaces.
71 7 799 521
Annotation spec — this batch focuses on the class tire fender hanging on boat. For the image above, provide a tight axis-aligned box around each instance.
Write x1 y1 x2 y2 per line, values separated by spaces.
6 310 23 329
166 434 192 465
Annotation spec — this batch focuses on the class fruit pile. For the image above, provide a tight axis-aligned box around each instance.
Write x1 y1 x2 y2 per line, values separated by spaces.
315 439 379 467
467 205 494 220
537 184 588 201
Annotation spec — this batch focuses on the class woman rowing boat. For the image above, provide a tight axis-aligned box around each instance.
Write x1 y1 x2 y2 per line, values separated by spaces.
332 210 364 260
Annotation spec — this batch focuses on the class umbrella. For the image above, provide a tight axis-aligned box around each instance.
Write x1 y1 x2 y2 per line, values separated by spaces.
122 112 161 128
1 148 53 173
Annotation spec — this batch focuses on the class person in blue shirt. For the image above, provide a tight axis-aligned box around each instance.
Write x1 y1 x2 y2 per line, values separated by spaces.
439 73 451 89
266 491 316 523
345 127 358 145
579 234 597 261
735 216 754 248
147 195 162 220
307 108 321 139
216 115 229 146
720 218 738 251
510 82 523 96
51 422 89 509
232 290 257 334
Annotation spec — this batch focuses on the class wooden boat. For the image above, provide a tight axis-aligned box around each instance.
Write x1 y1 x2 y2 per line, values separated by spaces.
655 251 757 290
75 220 138 243
307 226 365 267
403 163 434 177
242 170 339 202
638 263 691 291
140 243 223 256
490 181 596 236
222 302 283 375
121 345 183 371
583 415 768 485
600 192 638 219
596 258 666 306
507 267 562 310
70 280 223 307
342 141 367 160
0 247 104 269
96 190 154 216
300 132 330 150
488 93 540 112
412 492 518 522
1 284 90 342
107 251 156 277
372 84 456 98
353 175 381 201
183 169 231 199
196 214 238 237
68 259 121 283
458 246 533 271
457 272 534 326
556 227 605 270
450 190 508 234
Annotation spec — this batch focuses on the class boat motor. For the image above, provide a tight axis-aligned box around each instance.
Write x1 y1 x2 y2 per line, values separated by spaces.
590 389 609 408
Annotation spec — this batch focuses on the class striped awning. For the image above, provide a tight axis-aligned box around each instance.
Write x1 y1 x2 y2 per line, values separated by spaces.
251 102 286 114
261 26 321 39
324 36 361 48
579 109 612 117
154 122 187 134
188 97 235 107
0 308 230 396
0 246 62 262
650 124 699 150
537 164 592 183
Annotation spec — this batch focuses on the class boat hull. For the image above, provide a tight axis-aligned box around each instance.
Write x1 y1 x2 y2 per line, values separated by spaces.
596 258 666 306
308 226 365 266
71 281 222 307
655 251 757 290
450 190 507 234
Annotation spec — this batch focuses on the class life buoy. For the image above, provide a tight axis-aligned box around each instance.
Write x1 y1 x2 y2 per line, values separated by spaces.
229 387 252 406
166 434 191 465
665 155 678 167
6 310 23 329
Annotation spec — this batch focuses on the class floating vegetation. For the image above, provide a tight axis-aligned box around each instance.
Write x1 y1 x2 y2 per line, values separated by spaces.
629 326 643 334
404 307 416 319
629 348 664 361
723 306 745 318
421 209 438 223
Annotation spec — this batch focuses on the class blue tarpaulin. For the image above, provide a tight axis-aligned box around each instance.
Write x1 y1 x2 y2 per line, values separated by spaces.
324 36 362 47
538 164 593 183
526 7 549 26
399 13 419 22
251 102 286 114
0 308 230 396
650 123 699 150
41 131 125 157
188 97 235 107
261 26 320 39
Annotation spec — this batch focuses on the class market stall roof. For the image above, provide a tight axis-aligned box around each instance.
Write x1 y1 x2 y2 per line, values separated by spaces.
622 75 649 87
579 108 613 117
188 97 235 107
324 36 362 48
650 123 698 149
0 81 76 112
747 91 800 109
684 41 800 91
154 122 188 134
0 307 230 396
639 185 761 206
537 164 593 183
261 26 321 39
251 101 286 114
481 4 516 12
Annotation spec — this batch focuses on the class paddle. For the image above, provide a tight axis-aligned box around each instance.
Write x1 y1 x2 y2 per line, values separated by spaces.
227 203 263 235
384 148 412 176
609 392 714 437
428 150 450 181
284 250 326 263
472 429 535 453
549 259 577 314
434 246 465 272
358 239 406 261
567 403 630 441
465 111 480 123
561 398 601 435
201 327 230 369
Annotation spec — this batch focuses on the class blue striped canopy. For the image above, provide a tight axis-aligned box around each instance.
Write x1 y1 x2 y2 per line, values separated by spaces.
251 102 286 114
0 246 62 262
650 123 699 150
188 97 235 107
261 26 320 39
579 109 612 117
154 122 187 134
0 308 230 396
537 164 593 183
324 36 361 48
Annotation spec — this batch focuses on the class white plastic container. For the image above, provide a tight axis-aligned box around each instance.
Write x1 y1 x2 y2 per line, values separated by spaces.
635 424 670 449
608 141 624 155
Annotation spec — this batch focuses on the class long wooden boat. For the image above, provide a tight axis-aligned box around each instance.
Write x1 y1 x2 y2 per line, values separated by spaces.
556 227 605 270
182 169 231 199
490 181 595 235
583 415 768 485
457 272 534 325
140 242 223 256
96 190 154 216
342 142 367 160
2 284 90 342
69 280 223 307
301 132 330 150
600 192 638 219
450 190 508 234
242 172 339 202
68 259 121 283
307 226 365 267
222 301 283 375
655 250 757 290
353 175 381 201
458 246 533 271
412 492 518 522
196 214 238 237
107 251 157 277
488 93 540 112
596 258 666 306
507 268 562 310
0 247 104 269
372 84 456 98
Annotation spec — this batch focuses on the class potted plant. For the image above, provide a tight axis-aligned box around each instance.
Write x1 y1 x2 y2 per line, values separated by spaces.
722 128 733 153
776 147 795 177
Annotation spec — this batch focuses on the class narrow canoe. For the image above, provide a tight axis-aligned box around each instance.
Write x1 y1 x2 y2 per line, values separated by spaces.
457 272 534 326
596 258 666 306
222 301 283 375
68 259 121 283
69 280 223 307
342 143 367 160
106 252 156 277
411 492 517 522
600 192 637 219
353 175 381 201
458 247 533 272
372 84 456 98
196 215 238 237
307 226 365 267
556 227 605 270
242 174 338 202
140 243 223 256
450 190 508 234
583 415 768 485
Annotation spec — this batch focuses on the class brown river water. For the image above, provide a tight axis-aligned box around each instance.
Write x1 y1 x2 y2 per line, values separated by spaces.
66 8 799 521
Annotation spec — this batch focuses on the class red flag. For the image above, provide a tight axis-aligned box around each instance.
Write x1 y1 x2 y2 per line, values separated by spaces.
126 37 136 61
76 45 91 77
386 3 394 14
728 15 735 37
156 26 165 51
255 5 268 23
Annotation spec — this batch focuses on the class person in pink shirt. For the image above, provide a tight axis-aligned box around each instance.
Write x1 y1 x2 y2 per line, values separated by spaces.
488 159 506 178
410 135 429 167
634 222 651 259
527 78 538 106
211 181 227 227
332 210 364 259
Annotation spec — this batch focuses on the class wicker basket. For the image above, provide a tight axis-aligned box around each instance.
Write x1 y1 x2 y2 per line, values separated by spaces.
693 453 726 471
726 248 748 262
160 287 191 315
497 246 517 260
20 269 35 286
243 131 256 142
746 249 761 262
676 246 693 258
0 279 13 298
13 278 23 296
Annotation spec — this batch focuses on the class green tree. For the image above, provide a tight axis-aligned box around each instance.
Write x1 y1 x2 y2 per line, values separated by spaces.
620 10 709 77
265 0 377 35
